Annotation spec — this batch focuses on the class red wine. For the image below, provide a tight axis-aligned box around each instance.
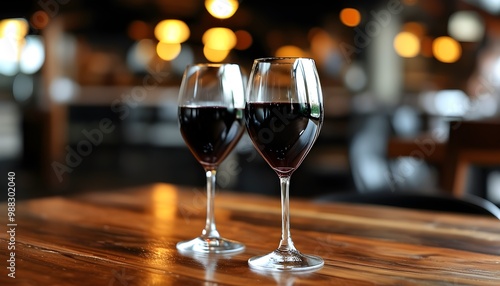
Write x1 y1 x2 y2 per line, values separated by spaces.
245 102 322 175
179 106 245 168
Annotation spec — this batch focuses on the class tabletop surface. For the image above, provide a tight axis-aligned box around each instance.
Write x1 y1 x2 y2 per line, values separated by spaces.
1 183 500 285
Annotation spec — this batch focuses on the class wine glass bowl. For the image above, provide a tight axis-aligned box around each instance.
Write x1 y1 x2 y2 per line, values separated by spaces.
176 63 246 254
245 57 324 271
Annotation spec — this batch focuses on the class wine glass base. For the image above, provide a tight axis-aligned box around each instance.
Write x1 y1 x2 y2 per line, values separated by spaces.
248 249 324 271
176 237 245 254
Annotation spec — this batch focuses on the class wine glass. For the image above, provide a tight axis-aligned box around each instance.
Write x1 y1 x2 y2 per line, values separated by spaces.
176 63 246 253
244 57 324 271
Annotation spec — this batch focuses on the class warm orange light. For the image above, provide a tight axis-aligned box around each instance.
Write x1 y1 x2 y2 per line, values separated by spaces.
203 46 230 62
152 184 178 220
234 30 252 50
202 27 236 50
275 45 306 58
402 22 426 39
31 10 49 30
340 8 361 27
205 0 239 19
128 20 151 40
156 42 181 61
154 19 190 43
394 31 420 58
0 18 29 68
309 28 335 63
0 18 29 39
433 36 461 63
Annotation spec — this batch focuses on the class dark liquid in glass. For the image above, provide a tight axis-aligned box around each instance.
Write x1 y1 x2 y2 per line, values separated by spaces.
245 102 321 175
179 106 245 168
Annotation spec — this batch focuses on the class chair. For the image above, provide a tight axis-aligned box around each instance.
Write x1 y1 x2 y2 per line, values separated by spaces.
442 118 500 197
315 191 500 219
314 117 500 219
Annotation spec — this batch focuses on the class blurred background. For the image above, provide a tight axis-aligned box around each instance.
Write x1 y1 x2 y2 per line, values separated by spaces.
1 0 500 202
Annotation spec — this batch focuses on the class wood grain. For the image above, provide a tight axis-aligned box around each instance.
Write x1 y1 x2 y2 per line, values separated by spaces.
1 183 500 285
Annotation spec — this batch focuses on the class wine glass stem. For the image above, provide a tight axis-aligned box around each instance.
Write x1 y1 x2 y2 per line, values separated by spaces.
202 169 220 239
278 175 295 251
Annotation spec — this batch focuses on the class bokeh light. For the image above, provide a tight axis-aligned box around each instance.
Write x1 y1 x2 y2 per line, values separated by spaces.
20 35 45 74
128 20 152 41
343 62 367 92
309 28 335 63
203 46 230 62
433 36 461 63
402 22 426 39
394 31 420 58
13 73 34 102
50 77 79 103
0 18 30 76
156 42 182 61
0 18 29 39
340 8 361 27
275 45 306 57
154 19 190 43
448 11 485 42
202 27 236 50
0 38 21 75
434 89 470 116
234 30 252 50
30 10 50 30
127 39 155 72
205 0 239 19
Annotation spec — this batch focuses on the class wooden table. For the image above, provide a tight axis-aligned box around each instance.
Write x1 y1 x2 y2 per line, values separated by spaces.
1 183 500 285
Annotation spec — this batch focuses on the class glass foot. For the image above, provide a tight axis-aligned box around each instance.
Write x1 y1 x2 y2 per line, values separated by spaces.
176 237 245 254
248 249 324 271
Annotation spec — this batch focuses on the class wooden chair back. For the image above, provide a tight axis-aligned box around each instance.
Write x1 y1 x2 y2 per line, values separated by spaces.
443 118 500 196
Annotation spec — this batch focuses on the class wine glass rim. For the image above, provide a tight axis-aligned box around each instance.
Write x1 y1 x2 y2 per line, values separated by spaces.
254 57 314 63
187 62 239 68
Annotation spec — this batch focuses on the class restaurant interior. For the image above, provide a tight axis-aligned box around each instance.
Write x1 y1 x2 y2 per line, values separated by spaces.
1 0 500 208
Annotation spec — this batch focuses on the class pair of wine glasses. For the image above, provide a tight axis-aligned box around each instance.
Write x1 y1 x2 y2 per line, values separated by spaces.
176 57 324 271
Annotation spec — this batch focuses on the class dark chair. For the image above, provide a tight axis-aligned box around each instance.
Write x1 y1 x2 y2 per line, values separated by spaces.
315 191 500 219
443 119 500 197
